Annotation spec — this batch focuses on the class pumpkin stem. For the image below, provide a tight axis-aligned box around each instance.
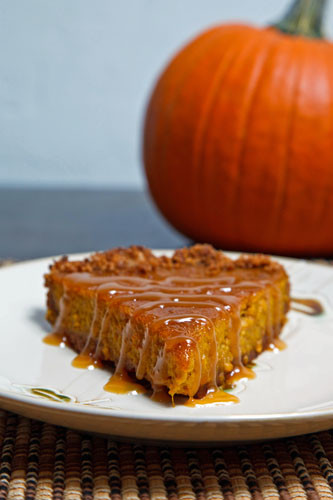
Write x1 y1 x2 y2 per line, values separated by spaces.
272 0 328 38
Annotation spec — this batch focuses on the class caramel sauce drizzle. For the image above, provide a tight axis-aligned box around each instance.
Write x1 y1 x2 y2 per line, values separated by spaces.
43 332 69 347
268 337 287 352
151 386 173 405
291 297 324 316
186 389 239 407
71 354 103 370
104 371 147 394
44 296 71 347
45 269 287 405
226 365 256 385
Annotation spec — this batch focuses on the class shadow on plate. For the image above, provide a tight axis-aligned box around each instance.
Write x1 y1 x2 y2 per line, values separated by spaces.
29 307 49 332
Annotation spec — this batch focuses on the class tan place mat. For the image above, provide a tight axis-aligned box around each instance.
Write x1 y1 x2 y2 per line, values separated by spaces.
0 410 332 500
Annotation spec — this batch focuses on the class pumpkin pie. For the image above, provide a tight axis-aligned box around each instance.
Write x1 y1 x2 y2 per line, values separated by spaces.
45 245 290 398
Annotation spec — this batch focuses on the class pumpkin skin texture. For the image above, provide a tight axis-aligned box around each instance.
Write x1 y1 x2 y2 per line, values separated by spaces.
143 24 333 256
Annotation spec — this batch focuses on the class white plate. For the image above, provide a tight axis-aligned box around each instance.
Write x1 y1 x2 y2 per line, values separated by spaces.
0 251 332 444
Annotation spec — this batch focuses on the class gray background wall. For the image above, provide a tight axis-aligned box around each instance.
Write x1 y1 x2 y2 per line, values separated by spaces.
1 0 332 189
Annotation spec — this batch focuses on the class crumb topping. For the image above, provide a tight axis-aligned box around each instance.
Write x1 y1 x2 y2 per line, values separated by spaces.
235 253 283 272
48 244 285 277
171 244 234 272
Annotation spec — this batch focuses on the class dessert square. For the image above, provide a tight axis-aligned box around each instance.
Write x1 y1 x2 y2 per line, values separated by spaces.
45 245 289 399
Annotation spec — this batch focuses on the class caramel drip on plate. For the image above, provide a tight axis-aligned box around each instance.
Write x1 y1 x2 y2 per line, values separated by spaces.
71 354 103 370
43 332 69 347
104 372 147 394
47 269 285 404
186 389 239 406
269 338 287 351
227 365 256 386
291 297 324 316
151 387 173 405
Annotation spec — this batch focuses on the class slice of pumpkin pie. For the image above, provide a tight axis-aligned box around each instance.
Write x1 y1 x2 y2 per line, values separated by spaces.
45 244 290 399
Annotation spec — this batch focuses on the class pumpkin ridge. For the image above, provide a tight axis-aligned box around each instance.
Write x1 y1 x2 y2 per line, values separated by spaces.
143 28 216 185
235 36 303 248
246 36 305 249
198 31 280 243
144 28 221 185
144 27 231 219
267 43 304 248
314 44 333 240
274 40 309 240
227 35 282 237
191 29 264 230
296 45 333 239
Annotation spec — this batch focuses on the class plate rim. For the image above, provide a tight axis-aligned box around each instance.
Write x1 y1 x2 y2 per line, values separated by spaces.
0 385 332 424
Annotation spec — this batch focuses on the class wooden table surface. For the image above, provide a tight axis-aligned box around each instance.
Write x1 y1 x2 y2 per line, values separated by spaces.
0 188 188 260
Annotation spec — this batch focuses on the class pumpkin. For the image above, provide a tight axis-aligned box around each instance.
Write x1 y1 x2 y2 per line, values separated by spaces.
143 0 333 256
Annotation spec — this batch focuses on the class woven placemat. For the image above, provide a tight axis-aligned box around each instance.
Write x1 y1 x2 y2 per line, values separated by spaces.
0 410 332 500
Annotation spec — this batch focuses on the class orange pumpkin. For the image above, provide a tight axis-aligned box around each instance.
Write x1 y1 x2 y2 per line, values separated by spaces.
143 0 333 256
